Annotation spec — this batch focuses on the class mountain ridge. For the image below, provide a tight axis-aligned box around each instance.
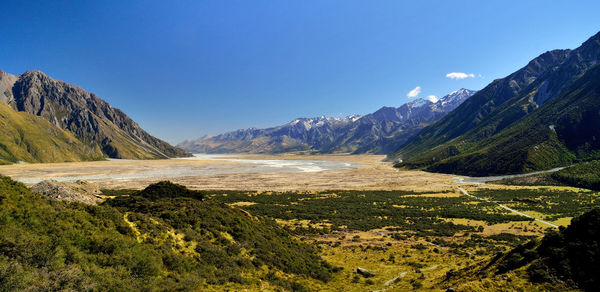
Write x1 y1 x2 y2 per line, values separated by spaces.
389 31 600 175
0 69 191 161
178 89 476 154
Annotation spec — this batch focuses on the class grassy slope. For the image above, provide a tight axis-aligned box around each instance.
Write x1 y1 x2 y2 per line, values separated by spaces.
448 208 600 291
0 179 333 291
396 64 600 176
550 160 600 191
493 160 600 191
388 50 570 164
91 112 166 160
0 102 104 164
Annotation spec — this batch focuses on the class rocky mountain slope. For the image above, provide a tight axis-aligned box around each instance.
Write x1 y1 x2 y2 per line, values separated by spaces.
179 89 476 154
390 31 600 175
0 69 190 160
0 100 103 164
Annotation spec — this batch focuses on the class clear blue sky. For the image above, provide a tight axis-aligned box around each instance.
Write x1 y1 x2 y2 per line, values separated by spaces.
1 1 599 143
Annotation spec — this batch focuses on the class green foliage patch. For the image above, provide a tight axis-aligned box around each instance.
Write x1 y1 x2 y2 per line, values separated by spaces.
531 208 600 290
472 188 600 220
392 62 600 177
489 208 600 291
210 190 530 236
551 160 600 191
0 177 332 290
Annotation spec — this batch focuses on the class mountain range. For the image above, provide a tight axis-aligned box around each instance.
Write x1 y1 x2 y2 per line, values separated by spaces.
4 29 600 177
0 69 190 163
389 31 600 176
178 89 476 154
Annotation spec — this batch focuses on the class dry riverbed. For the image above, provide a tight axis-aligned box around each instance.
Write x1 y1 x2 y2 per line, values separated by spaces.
0 154 459 191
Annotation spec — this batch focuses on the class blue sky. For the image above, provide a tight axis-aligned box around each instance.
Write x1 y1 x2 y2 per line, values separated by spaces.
1 1 599 143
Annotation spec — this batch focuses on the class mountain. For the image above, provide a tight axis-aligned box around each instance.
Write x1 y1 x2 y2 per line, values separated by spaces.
178 89 476 154
389 31 600 176
0 100 103 164
0 69 190 160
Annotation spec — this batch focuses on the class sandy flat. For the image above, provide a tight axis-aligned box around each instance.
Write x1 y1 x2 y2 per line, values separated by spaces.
0 154 458 191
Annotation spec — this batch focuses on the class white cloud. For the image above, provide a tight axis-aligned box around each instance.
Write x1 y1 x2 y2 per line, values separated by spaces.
406 86 421 98
446 72 475 80
427 95 438 103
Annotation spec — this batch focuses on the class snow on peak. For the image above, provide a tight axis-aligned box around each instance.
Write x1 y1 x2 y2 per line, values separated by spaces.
347 114 363 122
286 115 357 129
427 95 438 103
407 98 431 108
447 88 473 97
441 88 476 103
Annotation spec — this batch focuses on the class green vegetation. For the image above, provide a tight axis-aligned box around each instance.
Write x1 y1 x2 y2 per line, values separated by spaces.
487 161 600 191
493 172 565 187
392 57 600 177
472 188 600 220
479 208 600 291
551 160 600 190
107 182 334 283
531 208 600 290
0 178 333 290
2 174 597 290
134 180 205 200
210 190 530 236
0 102 104 164
205 186 600 290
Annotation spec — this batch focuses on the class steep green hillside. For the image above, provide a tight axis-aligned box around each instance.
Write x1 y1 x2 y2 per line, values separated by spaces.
0 178 333 290
551 160 600 191
411 63 600 176
448 208 600 291
0 102 103 164
390 31 600 176
388 49 571 163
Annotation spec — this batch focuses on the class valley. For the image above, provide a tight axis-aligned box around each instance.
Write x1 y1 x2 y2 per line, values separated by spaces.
1 3 599 291
1 154 594 290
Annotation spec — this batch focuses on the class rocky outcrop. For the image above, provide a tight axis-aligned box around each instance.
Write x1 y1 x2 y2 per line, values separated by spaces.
356 267 375 277
31 180 103 205
0 70 17 105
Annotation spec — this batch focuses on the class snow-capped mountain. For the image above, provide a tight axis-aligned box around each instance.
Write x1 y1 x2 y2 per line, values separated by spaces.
178 89 476 154
436 88 477 110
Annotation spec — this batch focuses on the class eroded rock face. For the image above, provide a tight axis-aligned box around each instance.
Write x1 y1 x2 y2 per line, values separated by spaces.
0 70 17 104
31 180 103 205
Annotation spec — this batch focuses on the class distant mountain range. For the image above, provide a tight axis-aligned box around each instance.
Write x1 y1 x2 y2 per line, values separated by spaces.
0 69 190 163
178 88 476 154
389 31 600 176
